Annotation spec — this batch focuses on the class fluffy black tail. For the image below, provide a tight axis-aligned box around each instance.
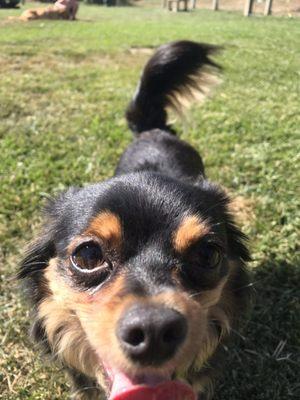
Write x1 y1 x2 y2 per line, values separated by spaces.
126 40 221 134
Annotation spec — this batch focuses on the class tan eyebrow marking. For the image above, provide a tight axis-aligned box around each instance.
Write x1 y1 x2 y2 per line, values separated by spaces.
173 215 209 253
85 211 122 247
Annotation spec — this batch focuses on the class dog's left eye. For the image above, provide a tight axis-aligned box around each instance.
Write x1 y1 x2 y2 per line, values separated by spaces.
180 242 225 290
71 241 105 272
196 243 223 269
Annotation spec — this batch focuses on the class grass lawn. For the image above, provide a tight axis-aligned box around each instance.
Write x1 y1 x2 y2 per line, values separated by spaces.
0 2 299 399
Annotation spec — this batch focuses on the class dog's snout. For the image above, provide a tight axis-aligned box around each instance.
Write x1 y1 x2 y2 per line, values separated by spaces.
117 305 187 365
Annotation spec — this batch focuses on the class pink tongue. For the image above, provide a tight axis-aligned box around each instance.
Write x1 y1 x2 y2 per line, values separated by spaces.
109 372 196 400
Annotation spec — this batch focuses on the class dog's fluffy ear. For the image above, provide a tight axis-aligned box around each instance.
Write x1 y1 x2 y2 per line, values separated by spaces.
19 233 55 279
19 187 82 302
18 193 63 304
18 229 57 354
223 212 253 318
19 230 56 304
225 219 251 263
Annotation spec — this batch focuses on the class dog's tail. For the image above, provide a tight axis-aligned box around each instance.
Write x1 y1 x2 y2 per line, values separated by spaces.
126 40 221 134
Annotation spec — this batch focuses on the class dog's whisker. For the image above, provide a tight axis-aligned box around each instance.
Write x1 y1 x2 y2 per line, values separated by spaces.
22 261 48 266
189 291 203 298
201 200 228 215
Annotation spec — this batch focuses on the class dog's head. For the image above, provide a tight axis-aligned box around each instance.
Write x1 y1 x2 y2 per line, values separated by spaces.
20 172 250 399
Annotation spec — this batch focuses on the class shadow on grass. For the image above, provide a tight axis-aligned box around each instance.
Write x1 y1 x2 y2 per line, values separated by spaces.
214 259 299 400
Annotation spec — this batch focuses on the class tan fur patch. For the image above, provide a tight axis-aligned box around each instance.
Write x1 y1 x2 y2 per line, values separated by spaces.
173 215 209 253
197 278 228 309
39 259 99 377
85 211 122 248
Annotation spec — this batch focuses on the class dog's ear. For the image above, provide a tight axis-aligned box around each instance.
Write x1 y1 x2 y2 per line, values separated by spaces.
19 187 81 302
194 181 251 264
18 229 57 353
19 228 56 304
18 193 64 304
201 184 253 316
225 218 251 263
19 231 55 279
223 215 253 319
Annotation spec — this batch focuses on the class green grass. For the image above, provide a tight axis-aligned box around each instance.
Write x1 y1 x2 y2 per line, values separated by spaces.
0 3 299 399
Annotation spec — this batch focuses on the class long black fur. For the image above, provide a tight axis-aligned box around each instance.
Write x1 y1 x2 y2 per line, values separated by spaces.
126 40 220 133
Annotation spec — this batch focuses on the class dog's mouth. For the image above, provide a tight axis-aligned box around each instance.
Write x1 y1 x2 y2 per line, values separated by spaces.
105 365 196 400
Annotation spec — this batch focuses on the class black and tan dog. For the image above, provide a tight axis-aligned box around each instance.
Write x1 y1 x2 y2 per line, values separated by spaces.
19 41 251 400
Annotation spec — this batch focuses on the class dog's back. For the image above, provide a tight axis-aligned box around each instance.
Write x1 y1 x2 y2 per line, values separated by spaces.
115 41 220 182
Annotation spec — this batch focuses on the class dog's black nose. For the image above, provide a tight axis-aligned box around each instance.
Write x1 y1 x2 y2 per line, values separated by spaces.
117 304 187 365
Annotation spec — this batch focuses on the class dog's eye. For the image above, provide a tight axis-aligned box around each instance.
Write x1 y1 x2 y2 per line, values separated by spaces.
180 242 225 290
197 243 222 269
71 242 105 271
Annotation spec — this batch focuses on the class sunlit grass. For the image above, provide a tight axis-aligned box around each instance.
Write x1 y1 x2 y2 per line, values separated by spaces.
0 3 299 399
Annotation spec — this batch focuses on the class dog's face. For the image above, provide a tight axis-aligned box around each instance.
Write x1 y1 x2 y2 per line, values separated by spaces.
21 172 250 399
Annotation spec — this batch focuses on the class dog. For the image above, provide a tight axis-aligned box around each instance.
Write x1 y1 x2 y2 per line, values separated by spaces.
10 0 78 21
19 41 251 400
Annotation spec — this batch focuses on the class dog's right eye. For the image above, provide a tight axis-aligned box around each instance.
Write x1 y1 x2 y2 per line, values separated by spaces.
71 242 105 272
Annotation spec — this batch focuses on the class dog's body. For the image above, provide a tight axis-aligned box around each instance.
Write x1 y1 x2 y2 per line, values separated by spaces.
10 0 78 21
20 41 251 400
